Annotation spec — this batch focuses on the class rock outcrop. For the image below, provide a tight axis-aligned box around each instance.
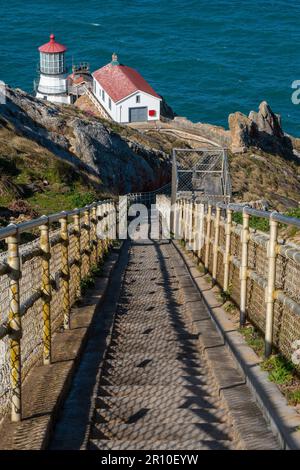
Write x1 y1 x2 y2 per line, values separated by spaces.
160 95 177 120
0 87 171 194
228 112 255 153
229 101 293 156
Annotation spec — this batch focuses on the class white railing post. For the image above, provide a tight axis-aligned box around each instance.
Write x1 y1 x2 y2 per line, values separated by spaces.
223 207 232 294
265 214 279 357
240 209 250 326
204 204 212 273
212 206 221 285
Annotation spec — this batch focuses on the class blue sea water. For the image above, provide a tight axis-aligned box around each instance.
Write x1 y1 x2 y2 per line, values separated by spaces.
1 0 300 135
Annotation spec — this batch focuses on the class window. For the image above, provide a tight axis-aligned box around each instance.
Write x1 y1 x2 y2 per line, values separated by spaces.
109 98 112 110
40 52 65 75
102 89 105 101
136 95 141 103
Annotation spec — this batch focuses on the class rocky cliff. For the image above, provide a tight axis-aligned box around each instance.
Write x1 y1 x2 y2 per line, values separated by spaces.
0 87 172 195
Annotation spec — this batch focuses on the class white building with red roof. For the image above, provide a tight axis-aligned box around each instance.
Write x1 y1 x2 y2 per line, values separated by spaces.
92 54 161 123
36 34 72 104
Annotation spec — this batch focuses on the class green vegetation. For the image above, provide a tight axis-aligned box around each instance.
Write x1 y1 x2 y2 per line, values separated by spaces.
229 149 300 212
261 355 295 385
232 212 270 233
287 389 300 406
27 189 97 215
240 326 265 357
239 326 300 406
224 301 237 314
80 262 105 295
0 124 106 223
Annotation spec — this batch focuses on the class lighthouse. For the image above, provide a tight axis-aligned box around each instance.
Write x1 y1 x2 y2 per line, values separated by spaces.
36 34 71 104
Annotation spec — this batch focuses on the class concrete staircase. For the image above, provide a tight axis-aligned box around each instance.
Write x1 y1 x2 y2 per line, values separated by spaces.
87 241 237 450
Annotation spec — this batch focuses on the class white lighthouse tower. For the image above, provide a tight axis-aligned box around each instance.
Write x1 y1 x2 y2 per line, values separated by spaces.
36 34 71 104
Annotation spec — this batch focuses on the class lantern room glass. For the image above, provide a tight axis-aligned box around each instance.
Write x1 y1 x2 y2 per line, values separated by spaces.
40 52 65 75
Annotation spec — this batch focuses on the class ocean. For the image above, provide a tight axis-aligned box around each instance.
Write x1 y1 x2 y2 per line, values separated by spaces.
1 0 300 136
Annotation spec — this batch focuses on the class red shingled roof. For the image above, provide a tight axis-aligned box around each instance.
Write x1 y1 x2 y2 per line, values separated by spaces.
39 34 67 54
93 63 161 102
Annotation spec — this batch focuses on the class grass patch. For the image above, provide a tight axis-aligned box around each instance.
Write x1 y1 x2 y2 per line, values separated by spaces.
80 259 109 295
286 389 300 406
27 189 97 215
240 326 265 357
261 355 294 385
232 212 270 232
224 301 238 315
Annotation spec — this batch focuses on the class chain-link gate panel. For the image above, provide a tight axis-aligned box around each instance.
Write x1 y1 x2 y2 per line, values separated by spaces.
172 148 231 203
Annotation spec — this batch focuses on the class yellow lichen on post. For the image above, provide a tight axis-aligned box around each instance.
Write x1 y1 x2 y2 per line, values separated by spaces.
96 204 104 261
60 214 70 330
83 208 91 274
73 212 82 300
40 217 52 365
91 205 98 266
7 228 22 422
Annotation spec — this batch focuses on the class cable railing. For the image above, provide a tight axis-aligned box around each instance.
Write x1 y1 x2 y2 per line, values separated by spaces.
0 200 116 423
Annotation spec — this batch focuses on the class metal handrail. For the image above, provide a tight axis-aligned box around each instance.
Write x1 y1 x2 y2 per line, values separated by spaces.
174 197 300 362
0 197 115 423
0 201 110 241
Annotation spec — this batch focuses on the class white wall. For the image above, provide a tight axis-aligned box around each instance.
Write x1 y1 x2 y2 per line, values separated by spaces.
38 74 67 95
93 80 118 120
36 74 71 104
117 91 160 123
93 77 161 123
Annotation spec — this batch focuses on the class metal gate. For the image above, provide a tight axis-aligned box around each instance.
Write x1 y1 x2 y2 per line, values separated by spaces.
171 147 231 203
129 107 148 122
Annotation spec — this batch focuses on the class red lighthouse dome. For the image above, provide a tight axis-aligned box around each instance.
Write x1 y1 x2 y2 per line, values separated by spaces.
38 34 67 54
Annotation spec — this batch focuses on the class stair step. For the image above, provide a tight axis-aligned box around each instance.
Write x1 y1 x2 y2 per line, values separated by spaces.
101 366 208 385
102 357 212 378
95 393 222 411
88 438 233 450
107 342 198 354
100 373 212 386
94 406 228 426
90 420 233 441
111 331 198 343
98 384 218 399
113 318 189 330
103 352 203 365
